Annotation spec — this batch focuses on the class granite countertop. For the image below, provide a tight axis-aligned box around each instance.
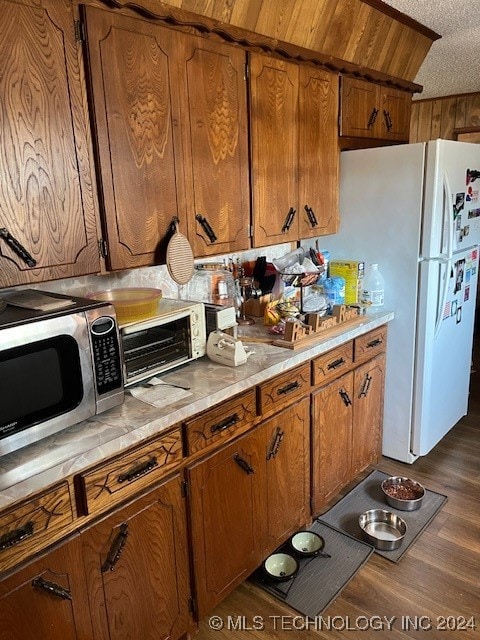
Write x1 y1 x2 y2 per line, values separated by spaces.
0 310 393 509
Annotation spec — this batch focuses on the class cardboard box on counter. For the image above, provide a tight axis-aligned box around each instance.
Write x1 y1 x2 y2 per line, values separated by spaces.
329 260 364 305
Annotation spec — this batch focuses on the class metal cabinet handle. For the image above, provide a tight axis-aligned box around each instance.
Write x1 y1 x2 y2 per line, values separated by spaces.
367 107 379 129
211 413 239 433
359 373 372 398
117 457 158 483
339 389 352 406
233 454 254 475
0 521 34 551
327 357 346 370
32 577 72 601
281 207 296 233
384 109 393 131
195 214 217 243
304 205 318 228
366 338 382 348
0 228 37 267
102 523 129 572
267 427 284 460
277 381 300 395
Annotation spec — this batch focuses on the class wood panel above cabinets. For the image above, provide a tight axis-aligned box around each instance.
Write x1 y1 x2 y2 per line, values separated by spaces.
0 0 101 288
83 6 250 268
249 54 339 247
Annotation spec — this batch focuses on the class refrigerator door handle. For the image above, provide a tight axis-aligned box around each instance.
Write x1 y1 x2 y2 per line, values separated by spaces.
434 258 451 338
442 172 454 260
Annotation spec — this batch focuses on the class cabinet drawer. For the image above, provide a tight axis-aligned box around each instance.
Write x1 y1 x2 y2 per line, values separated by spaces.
184 389 257 456
354 325 387 363
0 482 73 573
257 363 310 416
75 428 183 517
311 342 354 387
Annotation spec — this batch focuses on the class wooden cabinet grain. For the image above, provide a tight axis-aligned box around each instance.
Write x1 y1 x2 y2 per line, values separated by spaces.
83 7 249 267
249 53 339 246
81 474 191 640
187 397 310 619
0 535 94 640
340 76 411 142
0 0 101 287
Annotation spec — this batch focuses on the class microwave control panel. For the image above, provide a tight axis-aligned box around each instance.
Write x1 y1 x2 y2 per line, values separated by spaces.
90 315 123 394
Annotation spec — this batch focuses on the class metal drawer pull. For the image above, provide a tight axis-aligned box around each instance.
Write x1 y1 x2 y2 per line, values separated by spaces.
327 357 346 370
195 214 217 243
32 577 72 601
117 457 158 483
367 107 378 128
211 413 239 433
304 205 318 228
384 110 393 131
366 338 382 348
0 227 37 267
281 207 296 232
359 374 372 398
0 521 34 551
277 381 300 395
267 427 284 460
102 523 128 572
233 454 254 475
339 389 352 406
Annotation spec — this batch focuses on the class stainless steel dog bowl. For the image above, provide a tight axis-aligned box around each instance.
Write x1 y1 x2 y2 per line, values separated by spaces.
289 531 326 557
359 509 407 551
381 476 425 511
263 552 299 581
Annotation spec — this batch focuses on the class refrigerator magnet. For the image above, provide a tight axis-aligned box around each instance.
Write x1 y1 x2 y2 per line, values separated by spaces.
454 192 465 216
465 286 470 302
456 306 462 324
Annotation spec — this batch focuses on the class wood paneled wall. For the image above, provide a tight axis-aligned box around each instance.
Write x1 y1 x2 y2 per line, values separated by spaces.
410 92 480 142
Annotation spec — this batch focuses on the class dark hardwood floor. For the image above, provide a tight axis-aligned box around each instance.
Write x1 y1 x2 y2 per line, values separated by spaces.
196 344 480 640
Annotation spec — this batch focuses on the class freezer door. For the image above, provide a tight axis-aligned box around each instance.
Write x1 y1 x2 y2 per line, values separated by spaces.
422 140 480 259
413 247 479 455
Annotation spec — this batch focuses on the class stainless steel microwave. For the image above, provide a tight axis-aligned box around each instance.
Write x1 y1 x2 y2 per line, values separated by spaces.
0 293 124 456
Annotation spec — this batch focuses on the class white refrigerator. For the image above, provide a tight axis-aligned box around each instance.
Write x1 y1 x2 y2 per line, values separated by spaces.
315 139 480 463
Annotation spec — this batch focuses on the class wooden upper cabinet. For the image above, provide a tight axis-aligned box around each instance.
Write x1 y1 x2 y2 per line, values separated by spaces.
0 0 101 288
181 37 250 256
83 6 186 271
340 76 411 142
249 54 299 246
249 54 339 246
298 66 339 237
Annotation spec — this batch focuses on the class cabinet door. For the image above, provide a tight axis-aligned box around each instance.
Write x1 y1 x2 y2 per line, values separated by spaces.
0 535 93 640
312 373 353 515
81 475 190 640
0 0 101 287
339 77 379 138
352 353 385 475
83 7 186 271
181 36 250 256
187 428 264 619
263 397 310 550
298 67 339 238
381 87 411 141
249 54 299 246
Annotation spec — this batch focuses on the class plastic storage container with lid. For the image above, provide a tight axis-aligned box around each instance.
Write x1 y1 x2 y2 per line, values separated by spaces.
185 263 237 308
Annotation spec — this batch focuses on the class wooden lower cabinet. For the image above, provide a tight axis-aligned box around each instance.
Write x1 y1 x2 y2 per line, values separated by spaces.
81 474 191 640
187 397 310 619
0 535 94 640
311 353 385 514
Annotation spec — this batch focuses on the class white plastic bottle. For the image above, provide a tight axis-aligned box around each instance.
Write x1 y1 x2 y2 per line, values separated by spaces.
361 263 385 311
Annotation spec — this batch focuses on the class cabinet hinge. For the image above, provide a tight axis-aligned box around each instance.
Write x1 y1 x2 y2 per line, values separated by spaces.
248 224 253 238
181 479 189 498
98 239 108 258
74 19 85 42
244 61 249 81
188 595 196 615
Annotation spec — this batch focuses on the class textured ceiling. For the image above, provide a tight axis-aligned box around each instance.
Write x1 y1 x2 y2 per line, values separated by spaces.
383 0 480 100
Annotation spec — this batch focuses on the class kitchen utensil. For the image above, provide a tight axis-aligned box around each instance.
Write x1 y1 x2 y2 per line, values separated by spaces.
87 288 162 324
263 553 299 582
166 217 194 285
206 330 253 367
381 476 425 511
358 509 407 551
289 531 330 558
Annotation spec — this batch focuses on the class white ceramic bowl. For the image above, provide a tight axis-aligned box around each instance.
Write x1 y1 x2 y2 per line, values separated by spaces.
289 531 325 556
263 553 298 581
